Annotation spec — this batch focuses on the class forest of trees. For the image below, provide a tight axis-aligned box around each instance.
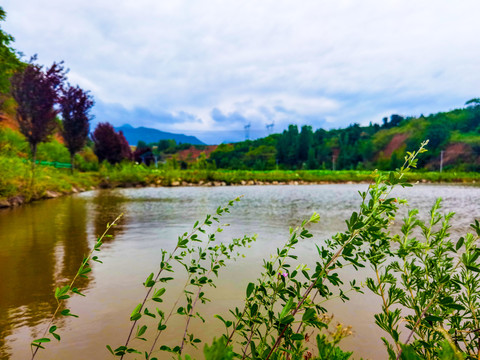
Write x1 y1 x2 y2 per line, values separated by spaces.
208 107 480 171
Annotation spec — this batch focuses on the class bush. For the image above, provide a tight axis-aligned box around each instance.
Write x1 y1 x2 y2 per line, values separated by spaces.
0 126 28 156
36 139 70 162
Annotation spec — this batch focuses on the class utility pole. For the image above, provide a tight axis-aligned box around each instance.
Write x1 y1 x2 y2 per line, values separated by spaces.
266 121 274 135
244 123 251 140
440 150 444 173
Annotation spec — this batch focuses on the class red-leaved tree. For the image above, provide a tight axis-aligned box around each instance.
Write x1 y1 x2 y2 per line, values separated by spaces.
10 60 65 165
91 122 132 164
59 84 94 172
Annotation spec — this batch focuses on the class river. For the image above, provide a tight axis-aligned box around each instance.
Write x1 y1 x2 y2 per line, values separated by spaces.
1 183 479 359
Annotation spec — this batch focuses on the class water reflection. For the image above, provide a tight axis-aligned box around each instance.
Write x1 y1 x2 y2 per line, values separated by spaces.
0 190 127 359
91 190 127 246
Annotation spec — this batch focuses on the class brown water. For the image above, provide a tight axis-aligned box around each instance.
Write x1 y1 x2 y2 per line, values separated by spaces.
0 184 479 360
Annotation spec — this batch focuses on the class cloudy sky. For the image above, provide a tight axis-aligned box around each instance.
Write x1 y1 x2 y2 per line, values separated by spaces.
2 1 479 144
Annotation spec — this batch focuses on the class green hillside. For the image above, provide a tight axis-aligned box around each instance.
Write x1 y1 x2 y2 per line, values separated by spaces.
208 104 480 171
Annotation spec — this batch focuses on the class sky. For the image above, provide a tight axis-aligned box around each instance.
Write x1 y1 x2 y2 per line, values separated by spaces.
2 1 480 144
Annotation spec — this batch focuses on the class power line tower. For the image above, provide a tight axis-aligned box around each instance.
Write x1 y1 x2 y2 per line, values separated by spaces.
244 123 251 140
266 121 274 135
440 150 444 173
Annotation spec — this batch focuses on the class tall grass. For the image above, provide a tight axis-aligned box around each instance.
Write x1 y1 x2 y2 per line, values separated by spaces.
0 154 96 201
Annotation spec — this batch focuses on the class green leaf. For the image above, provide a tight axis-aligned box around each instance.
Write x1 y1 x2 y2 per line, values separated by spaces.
280 315 295 324
92 255 103 263
280 298 294 319
54 285 70 300
130 303 142 321
443 303 465 311
32 338 51 343
424 315 443 323
72 287 85 297
250 303 258 317
302 308 316 322
137 325 147 337
399 344 423 360
61 309 79 318
144 273 155 287
246 282 255 298
144 308 156 318
466 265 480 273
291 333 304 341
153 288 166 299
455 237 464 251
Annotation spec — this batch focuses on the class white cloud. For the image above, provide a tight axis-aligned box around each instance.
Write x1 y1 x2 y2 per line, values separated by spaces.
2 0 480 143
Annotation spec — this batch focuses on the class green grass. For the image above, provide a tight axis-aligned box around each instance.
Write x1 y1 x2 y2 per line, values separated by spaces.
450 130 480 145
99 163 480 187
0 154 96 201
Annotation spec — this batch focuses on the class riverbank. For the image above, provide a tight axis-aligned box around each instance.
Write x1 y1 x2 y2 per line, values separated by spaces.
2 160 480 209
0 155 98 208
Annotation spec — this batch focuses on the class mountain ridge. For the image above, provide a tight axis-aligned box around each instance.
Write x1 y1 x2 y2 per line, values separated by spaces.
115 124 205 145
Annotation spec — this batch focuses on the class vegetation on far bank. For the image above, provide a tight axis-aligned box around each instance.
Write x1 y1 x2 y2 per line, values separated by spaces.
2 123 480 205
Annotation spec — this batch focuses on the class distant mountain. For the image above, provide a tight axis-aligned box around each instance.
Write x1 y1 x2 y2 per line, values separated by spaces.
115 124 205 145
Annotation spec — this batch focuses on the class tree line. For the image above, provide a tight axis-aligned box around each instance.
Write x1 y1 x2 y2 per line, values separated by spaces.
209 105 480 171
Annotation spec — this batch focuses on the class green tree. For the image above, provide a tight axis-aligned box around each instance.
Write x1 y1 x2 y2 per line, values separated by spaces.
136 140 148 150
0 7 23 111
10 60 66 178
298 125 313 163
59 85 94 172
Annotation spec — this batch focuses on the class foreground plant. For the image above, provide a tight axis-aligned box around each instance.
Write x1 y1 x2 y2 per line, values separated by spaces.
108 197 256 359
367 197 480 359
210 144 430 360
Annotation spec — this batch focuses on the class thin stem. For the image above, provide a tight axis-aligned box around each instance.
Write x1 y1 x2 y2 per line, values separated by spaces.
119 249 178 360
226 231 300 348
243 250 294 356
242 330 255 360
31 214 122 360
119 219 207 359
147 276 191 357
396 294 439 360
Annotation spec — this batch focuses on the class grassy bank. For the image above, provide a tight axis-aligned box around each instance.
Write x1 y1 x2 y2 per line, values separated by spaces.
99 163 480 187
0 154 96 203
2 158 480 206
